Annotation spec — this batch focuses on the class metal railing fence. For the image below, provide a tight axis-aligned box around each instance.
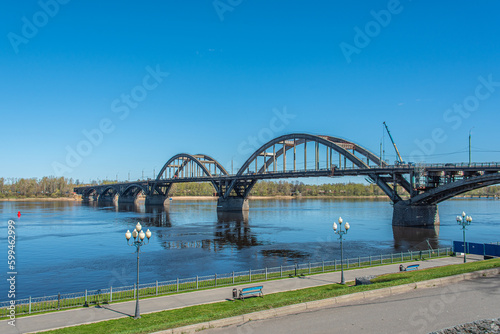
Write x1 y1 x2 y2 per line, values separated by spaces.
0 247 450 318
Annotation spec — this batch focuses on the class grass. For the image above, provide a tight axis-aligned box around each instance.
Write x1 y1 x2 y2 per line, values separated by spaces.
42 257 500 334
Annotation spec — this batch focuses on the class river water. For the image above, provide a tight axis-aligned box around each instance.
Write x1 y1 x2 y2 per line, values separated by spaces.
1 198 499 300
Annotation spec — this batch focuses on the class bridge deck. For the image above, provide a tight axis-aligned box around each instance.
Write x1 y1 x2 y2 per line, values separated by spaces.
74 163 500 195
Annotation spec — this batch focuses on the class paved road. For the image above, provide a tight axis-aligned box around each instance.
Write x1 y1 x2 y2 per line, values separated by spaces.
0 255 479 334
203 274 500 334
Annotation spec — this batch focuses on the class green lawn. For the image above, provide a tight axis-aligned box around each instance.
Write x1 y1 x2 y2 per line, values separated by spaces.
44 257 500 334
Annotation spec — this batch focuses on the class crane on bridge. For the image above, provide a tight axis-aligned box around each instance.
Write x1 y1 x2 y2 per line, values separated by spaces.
383 121 405 165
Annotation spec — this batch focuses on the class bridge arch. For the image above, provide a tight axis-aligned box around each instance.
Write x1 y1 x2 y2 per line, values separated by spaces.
156 153 228 180
100 186 118 196
80 187 99 202
236 133 377 176
97 186 119 203
120 183 148 199
83 187 98 196
151 153 227 198
409 172 500 205
223 133 399 201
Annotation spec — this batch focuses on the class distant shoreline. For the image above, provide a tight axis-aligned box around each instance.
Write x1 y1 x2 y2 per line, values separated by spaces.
0 197 80 202
1 195 495 202
0 195 389 202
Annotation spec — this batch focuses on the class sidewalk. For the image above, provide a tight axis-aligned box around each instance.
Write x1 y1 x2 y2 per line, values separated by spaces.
0 255 480 334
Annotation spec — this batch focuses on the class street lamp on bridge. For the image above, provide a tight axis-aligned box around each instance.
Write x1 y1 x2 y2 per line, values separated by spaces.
456 211 472 263
125 222 152 319
333 217 350 285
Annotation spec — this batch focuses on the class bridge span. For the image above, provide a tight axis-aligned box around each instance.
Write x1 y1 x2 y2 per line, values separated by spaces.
74 133 500 227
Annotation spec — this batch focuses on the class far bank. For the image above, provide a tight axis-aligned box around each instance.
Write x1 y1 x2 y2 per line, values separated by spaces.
2 194 497 202
0 195 393 202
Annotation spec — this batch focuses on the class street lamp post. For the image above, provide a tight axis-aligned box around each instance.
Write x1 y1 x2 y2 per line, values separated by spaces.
333 217 350 285
125 222 152 319
456 211 472 263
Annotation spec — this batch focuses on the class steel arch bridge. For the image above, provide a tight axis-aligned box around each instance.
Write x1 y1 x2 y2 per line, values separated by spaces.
74 133 500 226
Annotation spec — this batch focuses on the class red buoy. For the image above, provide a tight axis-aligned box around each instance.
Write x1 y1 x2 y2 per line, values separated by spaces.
17 211 21 218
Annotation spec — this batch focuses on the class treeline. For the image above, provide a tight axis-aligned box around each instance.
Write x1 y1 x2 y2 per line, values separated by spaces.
174 181 393 197
171 181 500 197
465 186 500 197
0 179 387 198
0 177 76 198
1 178 500 199
250 181 386 197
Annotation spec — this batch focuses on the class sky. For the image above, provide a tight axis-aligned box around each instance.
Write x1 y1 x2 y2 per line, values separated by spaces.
1 0 500 183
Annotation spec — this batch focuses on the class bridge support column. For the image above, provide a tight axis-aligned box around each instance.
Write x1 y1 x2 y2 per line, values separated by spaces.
98 195 117 205
392 202 440 227
118 196 138 205
145 195 169 206
217 197 249 212
84 194 98 202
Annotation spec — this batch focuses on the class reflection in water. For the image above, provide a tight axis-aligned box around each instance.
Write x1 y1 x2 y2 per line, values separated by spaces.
94 202 172 227
392 225 440 252
260 249 306 259
158 211 260 252
83 201 442 255
144 205 171 227
99 203 261 251
116 202 145 213
217 210 249 223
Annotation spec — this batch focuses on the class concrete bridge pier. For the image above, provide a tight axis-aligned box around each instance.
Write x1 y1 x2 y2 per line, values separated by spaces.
98 194 117 205
82 194 98 202
217 197 249 212
145 195 169 206
118 195 139 205
392 202 440 227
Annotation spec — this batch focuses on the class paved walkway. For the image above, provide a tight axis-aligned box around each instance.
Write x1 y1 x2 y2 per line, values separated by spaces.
203 267 500 334
0 255 481 334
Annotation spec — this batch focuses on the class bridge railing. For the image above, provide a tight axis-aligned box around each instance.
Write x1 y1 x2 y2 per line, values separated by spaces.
418 162 500 168
76 165 430 191
0 247 451 318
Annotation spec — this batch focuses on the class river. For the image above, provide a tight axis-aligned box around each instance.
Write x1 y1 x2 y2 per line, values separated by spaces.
0 198 499 300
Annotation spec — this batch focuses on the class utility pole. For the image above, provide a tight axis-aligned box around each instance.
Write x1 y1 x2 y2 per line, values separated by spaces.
468 129 472 166
382 124 386 163
380 141 383 164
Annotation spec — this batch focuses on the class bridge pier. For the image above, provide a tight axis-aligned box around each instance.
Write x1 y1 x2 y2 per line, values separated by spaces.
145 195 169 206
82 194 98 202
217 197 249 212
118 195 139 205
392 202 440 227
98 194 117 205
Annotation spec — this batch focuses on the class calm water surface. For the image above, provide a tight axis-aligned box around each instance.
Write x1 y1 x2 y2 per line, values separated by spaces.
1 198 499 299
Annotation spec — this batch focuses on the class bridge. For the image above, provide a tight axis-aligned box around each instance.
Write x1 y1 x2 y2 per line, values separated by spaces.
73 133 500 227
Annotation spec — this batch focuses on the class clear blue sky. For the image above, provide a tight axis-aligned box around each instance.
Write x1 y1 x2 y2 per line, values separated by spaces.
1 1 500 183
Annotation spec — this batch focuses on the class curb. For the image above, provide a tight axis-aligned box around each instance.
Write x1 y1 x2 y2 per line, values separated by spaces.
160 267 500 334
